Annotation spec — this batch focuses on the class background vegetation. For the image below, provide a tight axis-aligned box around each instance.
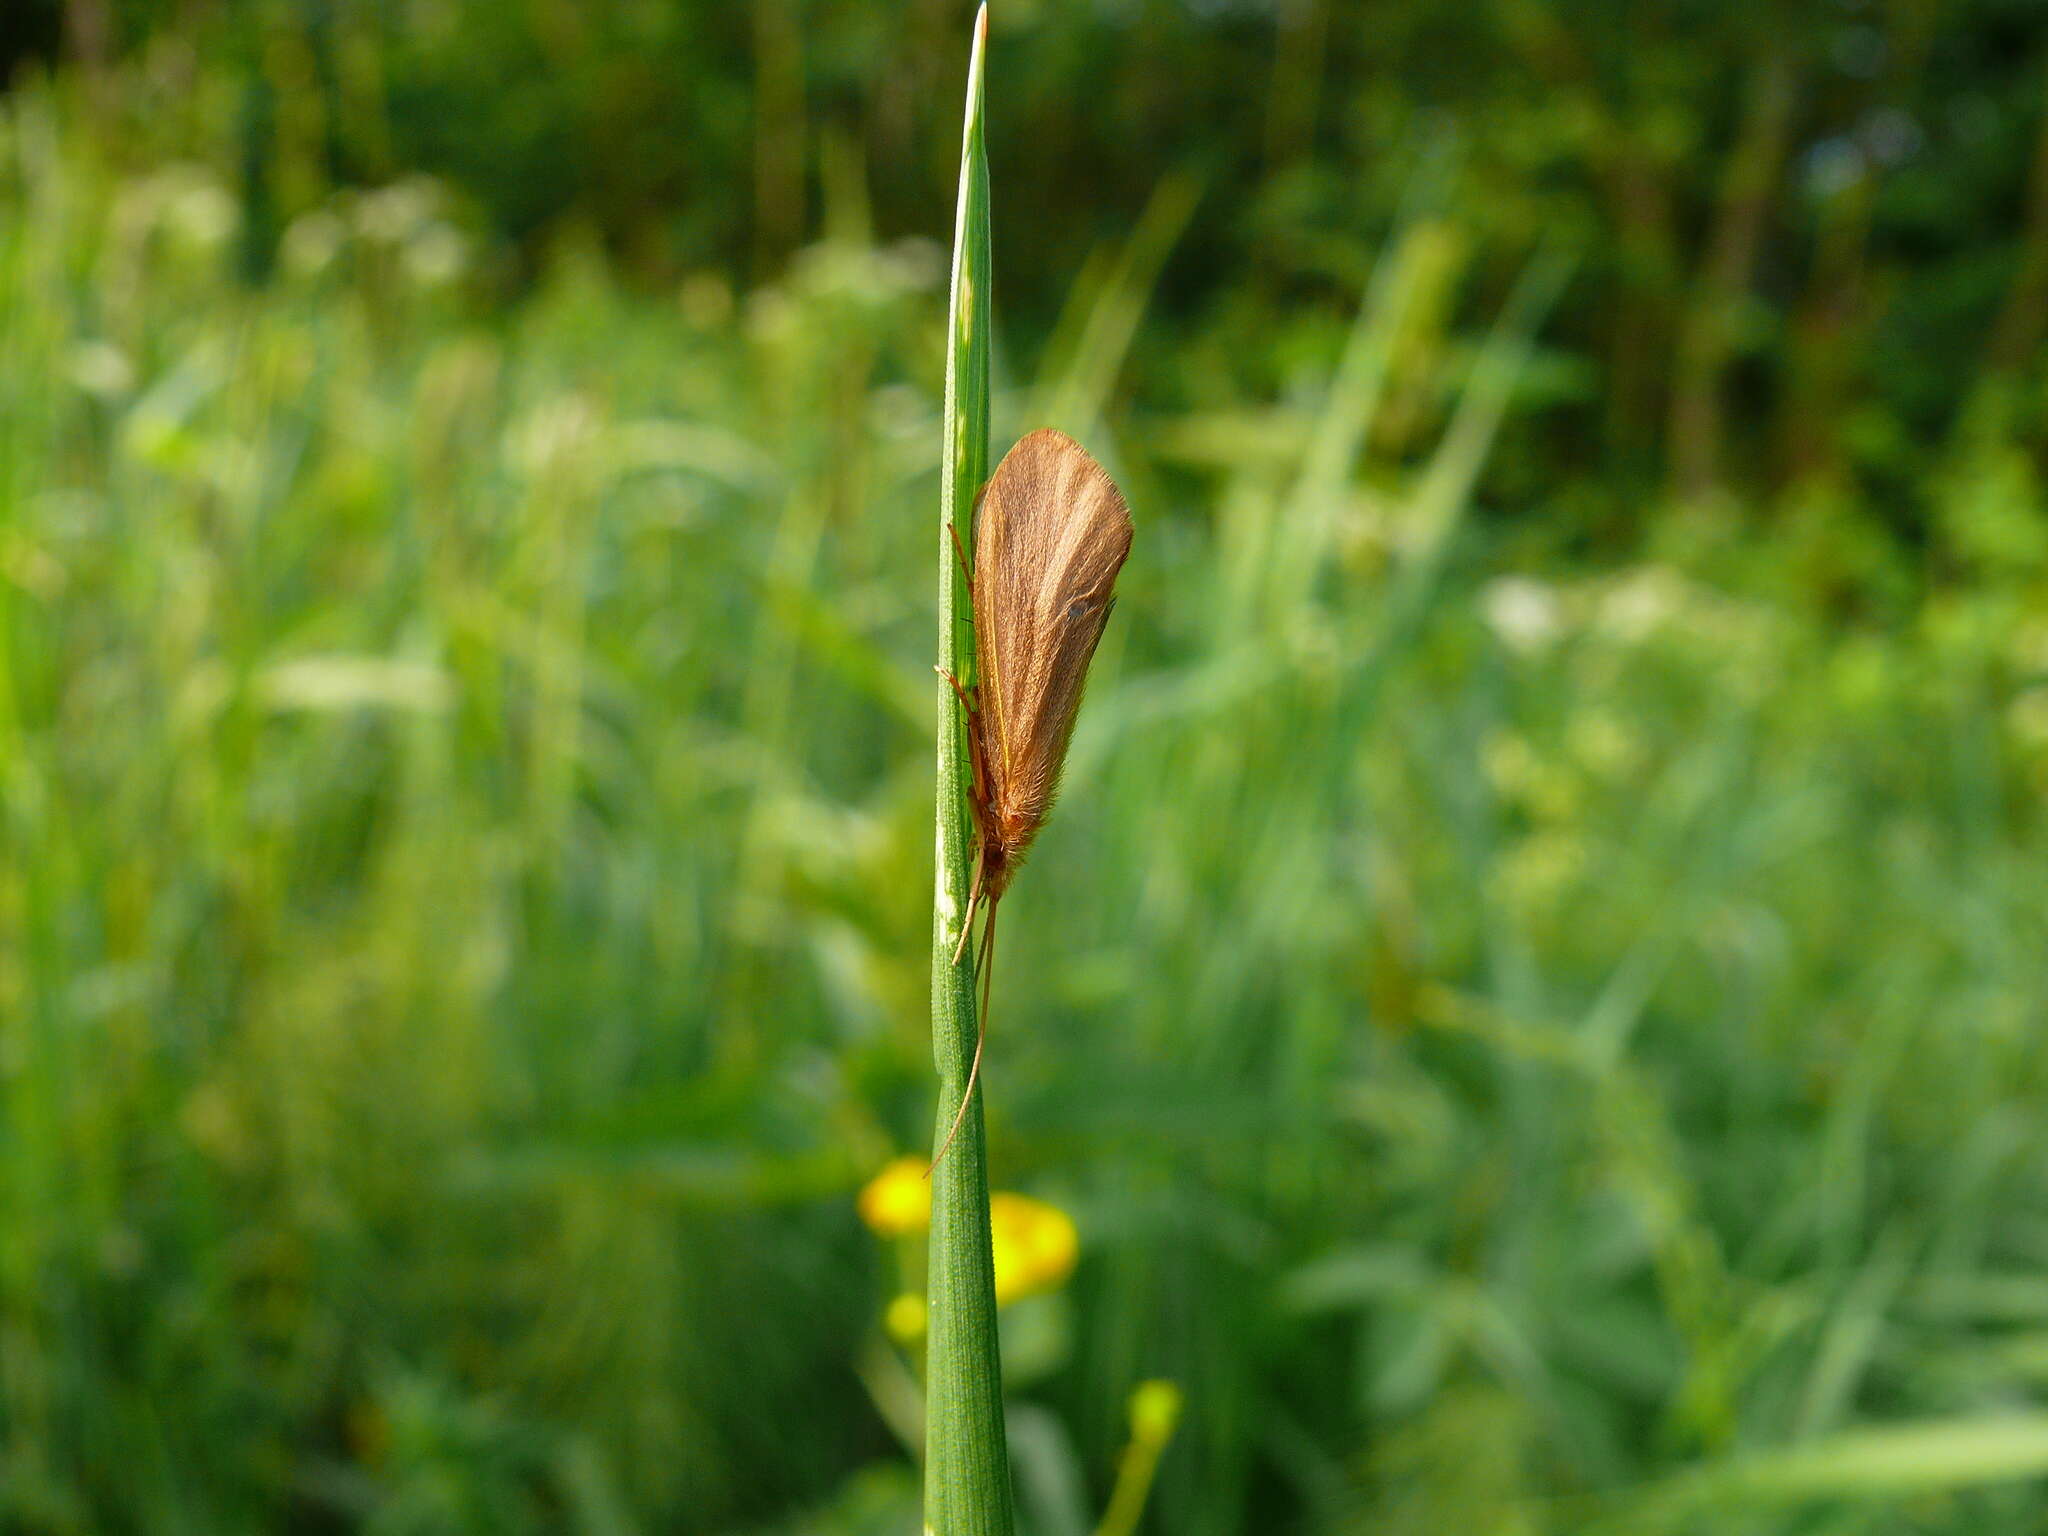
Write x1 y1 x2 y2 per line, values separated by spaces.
5 1 2048 1531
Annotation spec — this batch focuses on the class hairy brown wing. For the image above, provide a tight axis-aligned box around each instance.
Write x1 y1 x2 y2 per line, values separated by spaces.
972 428 1133 861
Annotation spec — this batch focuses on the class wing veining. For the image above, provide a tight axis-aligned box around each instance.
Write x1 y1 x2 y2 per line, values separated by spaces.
971 429 1133 876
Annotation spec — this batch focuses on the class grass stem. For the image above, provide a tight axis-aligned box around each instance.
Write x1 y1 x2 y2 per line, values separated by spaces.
925 8 1013 1533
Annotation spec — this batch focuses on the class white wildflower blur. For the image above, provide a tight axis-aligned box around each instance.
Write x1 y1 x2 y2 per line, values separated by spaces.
1595 565 1688 643
280 210 346 278
70 341 135 400
259 656 453 714
506 396 601 481
162 171 237 251
402 224 467 287
1481 576 1564 655
353 179 440 243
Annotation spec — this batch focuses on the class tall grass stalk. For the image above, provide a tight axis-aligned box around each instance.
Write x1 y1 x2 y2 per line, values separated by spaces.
925 7 1013 1532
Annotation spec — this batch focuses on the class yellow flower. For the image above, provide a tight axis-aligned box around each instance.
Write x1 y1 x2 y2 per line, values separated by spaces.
857 1156 931 1236
857 1159 1078 1311
989 1191 1079 1306
884 1292 927 1344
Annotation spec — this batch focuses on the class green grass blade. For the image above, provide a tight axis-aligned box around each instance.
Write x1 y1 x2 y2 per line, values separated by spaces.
926 6 1013 1533
1582 1413 2048 1533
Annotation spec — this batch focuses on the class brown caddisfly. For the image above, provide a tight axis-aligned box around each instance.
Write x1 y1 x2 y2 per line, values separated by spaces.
933 427 1133 1169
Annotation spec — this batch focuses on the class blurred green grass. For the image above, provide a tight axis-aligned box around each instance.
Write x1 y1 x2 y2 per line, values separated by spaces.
7 60 2048 1536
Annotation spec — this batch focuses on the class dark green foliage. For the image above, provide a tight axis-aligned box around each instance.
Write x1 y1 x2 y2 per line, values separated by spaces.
26 0 2048 532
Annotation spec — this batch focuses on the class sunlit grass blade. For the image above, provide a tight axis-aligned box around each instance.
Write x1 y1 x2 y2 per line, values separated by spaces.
1028 170 1202 437
1577 1413 2048 1534
926 6 1013 1533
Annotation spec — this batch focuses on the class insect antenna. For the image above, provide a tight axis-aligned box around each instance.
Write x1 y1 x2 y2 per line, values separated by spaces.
952 842 985 967
976 892 999 1050
930 891 1000 1174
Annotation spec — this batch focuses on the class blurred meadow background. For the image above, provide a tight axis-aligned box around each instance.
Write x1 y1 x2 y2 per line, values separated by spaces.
7 0 2048 1531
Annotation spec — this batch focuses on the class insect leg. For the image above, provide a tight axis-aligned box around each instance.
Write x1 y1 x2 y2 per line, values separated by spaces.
946 520 975 595
933 664 992 827
934 663 978 718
